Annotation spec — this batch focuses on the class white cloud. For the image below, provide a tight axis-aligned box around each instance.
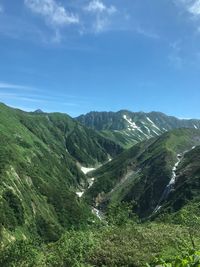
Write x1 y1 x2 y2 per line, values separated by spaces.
24 0 79 27
177 0 200 16
85 0 117 15
84 0 117 33
189 0 200 15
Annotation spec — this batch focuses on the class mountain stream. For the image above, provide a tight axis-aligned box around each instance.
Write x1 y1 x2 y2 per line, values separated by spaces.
76 165 103 220
154 146 196 213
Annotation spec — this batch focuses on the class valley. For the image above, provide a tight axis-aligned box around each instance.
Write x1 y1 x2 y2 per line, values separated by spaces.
0 103 200 266
2 1 200 265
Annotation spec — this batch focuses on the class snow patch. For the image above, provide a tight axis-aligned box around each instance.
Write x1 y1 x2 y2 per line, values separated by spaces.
108 156 112 162
81 166 96 174
146 116 161 131
143 125 151 134
123 115 150 138
77 164 104 220
152 129 160 136
92 207 103 220
88 177 95 188
146 116 155 124
123 115 140 131
76 191 84 198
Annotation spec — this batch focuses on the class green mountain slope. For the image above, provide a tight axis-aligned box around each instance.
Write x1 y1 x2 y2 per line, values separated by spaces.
154 145 200 221
76 110 200 148
0 103 122 242
85 128 200 218
1 104 200 267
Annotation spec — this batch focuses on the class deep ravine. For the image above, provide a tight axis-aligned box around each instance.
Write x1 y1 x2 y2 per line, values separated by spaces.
154 146 196 213
76 165 104 220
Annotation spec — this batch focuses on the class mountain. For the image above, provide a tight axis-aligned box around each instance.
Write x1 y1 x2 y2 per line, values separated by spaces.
76 110 200 148
84 128 200 218
1 103 200 267
154 144 200 220
0 103 122 242
34 109 44 113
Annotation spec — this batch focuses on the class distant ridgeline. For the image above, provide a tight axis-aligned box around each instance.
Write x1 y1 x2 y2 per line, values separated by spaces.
76 110 200 148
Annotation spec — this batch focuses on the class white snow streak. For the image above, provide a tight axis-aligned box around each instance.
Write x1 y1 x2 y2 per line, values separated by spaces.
81 166 96 174
154 146 196 214
146 116 161 131
123 115 140 130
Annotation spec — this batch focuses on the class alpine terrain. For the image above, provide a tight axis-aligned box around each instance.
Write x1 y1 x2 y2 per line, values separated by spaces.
76 111 200 147
0 103 200 267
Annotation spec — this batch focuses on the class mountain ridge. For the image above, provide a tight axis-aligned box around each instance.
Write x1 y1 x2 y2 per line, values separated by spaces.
76 110 200 148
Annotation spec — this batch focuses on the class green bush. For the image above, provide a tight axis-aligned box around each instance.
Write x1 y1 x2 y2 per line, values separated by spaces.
148 250 200 267
0 240 43 267
0 190 24 230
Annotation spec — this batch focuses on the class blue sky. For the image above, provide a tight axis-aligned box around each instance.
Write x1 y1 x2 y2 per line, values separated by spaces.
0 0 200 118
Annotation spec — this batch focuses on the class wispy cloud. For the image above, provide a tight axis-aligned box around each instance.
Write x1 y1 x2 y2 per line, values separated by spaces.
85 0 117 15
0 82 38 91
168 40 184 69
0 81 91 108
0 92 46 103
0 1 159 44
0 92 84 109
23 0 80 43
24 0 79 27
136 26 159 39
84 0 117 33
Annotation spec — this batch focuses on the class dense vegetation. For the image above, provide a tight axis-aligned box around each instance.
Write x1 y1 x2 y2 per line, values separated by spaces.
1 103 200 266
85 128 200 217
1 204 200 267
0 103 122 243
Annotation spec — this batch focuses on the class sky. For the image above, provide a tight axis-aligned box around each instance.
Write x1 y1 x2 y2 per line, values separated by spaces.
0 0 200 118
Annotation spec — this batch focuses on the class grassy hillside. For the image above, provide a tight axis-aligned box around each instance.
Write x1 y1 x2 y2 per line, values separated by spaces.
85 128 200 218
0 103 122 242
154 145 200 223
1 104 200 266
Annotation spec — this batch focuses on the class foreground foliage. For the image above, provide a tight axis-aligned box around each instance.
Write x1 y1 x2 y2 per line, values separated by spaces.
1 220 200 267
148 250 200 267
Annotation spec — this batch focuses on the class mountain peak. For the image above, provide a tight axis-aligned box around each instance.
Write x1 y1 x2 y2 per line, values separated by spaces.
34 109 44 113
